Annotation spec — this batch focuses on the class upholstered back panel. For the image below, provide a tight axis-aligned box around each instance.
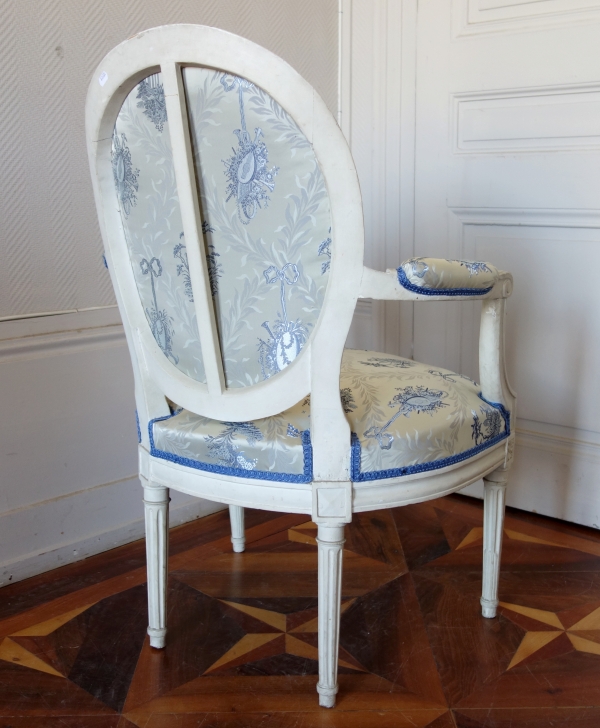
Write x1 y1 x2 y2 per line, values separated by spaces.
113 73 206 383
183 68 332 388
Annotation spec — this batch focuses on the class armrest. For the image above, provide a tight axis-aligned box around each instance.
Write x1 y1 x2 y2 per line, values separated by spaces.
359 257 513 300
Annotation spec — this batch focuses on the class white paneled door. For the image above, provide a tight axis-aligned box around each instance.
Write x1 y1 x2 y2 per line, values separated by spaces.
412 0 600 526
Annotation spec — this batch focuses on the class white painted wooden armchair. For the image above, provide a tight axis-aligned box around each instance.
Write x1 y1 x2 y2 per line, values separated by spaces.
86 25 515 708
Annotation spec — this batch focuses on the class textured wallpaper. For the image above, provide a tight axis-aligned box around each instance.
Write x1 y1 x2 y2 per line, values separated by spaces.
0 0 338 319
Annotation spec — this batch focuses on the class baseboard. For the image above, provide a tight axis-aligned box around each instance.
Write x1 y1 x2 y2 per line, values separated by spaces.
0 476 226 587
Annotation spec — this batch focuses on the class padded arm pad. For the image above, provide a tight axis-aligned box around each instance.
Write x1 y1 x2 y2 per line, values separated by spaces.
397 257 501 297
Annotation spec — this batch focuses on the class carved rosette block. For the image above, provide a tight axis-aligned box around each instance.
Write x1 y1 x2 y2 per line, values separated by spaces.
316 524 345 708
229 504 245 553
481 474 507 619
143 482 170 648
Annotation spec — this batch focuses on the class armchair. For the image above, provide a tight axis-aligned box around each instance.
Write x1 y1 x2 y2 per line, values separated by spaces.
86 24 515 708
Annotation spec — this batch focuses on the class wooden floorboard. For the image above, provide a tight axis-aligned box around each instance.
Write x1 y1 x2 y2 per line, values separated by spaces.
2 494 600 726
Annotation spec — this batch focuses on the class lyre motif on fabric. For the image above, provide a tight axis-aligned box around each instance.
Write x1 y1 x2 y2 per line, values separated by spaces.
111 133 139 218
258 263 308 380
364 386 448 450
140 257 178 364
136 74 167 132
221 75 279 224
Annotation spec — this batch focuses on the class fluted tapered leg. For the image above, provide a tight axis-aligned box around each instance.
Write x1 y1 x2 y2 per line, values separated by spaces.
229 505 245 553
144 482 169 648
481 472 508 618
316 524 345 708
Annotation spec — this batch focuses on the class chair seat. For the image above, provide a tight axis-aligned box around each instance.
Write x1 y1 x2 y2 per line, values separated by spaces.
149 349 509 483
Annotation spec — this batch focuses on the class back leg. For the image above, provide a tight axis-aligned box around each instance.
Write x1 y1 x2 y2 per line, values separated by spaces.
229 505 245 553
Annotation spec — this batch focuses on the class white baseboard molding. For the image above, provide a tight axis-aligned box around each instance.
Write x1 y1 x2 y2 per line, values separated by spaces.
0 475 226 587
461 424 600 531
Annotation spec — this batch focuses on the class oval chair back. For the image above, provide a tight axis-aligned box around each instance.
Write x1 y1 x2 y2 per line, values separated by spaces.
86 25 365 482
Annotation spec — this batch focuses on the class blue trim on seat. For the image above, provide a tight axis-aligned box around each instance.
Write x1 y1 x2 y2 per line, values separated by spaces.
351 396 510 482
148 412 313 483
135 410 142 444
397 266 493 297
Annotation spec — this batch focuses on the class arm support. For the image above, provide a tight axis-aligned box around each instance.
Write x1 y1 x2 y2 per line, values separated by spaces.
479 297 516 415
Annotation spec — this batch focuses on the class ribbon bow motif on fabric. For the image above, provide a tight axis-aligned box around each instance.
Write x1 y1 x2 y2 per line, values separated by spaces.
258 262 307 379
139 256 178 364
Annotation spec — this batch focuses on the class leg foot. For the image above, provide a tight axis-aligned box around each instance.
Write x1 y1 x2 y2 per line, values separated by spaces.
147 626 167 649
144 481 169 648
229 505 245 553
481 472 507 619
316 524 344 709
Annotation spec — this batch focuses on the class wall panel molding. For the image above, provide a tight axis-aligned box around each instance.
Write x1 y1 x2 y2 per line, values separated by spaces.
0 308 225 585
0 325 125 364
453 83 600 154
454 0 600 36
450 206 600 229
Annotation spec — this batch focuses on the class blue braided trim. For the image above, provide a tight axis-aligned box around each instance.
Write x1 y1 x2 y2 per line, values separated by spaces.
135 410 142 444
148 412 313 483
351 395 510 482
397 266 493 297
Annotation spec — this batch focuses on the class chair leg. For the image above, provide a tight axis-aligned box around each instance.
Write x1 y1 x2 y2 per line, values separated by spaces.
316 524 345 708
143 481 169 648
229 505 245 553
481 470 508 618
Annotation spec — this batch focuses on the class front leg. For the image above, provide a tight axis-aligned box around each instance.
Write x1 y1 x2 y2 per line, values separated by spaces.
316 524 345 708
481 469 508 618
143 480 169 647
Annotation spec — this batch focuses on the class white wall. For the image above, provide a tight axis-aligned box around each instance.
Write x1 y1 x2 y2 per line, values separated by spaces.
0 0 339 586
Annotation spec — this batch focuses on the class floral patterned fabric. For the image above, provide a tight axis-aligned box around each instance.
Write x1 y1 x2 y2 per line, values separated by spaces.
112 69 331 388
398 257 500 295
113 73 206 381
182 68 331 387
150 349 509 483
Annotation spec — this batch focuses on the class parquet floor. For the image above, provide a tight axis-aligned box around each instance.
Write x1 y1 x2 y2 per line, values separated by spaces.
2 495 600 726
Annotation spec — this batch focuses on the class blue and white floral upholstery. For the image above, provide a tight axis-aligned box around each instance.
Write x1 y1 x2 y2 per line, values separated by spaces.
113 73 206 381
112 70 331 388
398 257 501 296
183 68 331 387
150 349 509 483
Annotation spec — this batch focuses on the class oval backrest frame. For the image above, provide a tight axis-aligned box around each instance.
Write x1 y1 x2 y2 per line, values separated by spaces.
86 24 364 425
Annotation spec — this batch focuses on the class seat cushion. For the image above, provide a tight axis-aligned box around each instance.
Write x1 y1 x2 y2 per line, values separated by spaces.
149 349 509 483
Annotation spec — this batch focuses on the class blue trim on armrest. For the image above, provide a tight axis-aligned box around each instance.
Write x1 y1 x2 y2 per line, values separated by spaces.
397 266 493 297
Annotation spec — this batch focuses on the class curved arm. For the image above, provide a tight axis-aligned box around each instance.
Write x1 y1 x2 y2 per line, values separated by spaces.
479 297 516 417
359 261 513 301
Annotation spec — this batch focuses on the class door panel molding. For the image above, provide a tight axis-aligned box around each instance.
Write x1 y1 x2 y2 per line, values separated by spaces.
454 0 600 36
453 83 600 154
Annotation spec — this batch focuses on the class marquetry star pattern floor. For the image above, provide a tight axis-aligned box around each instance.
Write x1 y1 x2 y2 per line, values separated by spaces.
3 497 600 726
